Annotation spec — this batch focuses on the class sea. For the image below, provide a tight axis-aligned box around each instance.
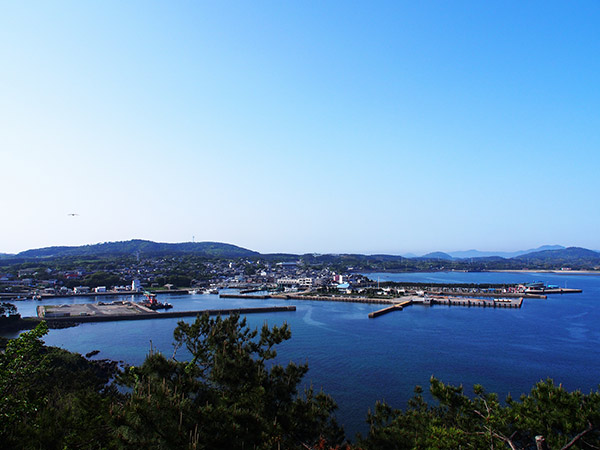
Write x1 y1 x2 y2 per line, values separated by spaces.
5 271 600 439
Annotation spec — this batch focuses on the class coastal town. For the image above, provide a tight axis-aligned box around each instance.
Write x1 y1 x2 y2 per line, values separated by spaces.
0 256 358 300
0 254 581 303
0 250 585 332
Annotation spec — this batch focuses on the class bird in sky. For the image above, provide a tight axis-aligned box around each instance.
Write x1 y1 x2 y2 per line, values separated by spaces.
67 213 79 216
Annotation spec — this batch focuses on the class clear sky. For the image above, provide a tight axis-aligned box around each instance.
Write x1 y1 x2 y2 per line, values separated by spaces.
1 1 599 255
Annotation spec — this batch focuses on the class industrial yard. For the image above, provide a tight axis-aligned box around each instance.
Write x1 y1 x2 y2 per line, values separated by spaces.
38 301 156 319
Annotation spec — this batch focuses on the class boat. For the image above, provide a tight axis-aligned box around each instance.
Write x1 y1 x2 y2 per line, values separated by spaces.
140 292 173 310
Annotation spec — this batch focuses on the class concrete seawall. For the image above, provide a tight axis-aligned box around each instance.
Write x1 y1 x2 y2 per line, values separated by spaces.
368 300 413 318
426 297 523 308
271 293 396 304
526 288 582 295
220 293 271 299
426 290 545 299
31 305 297 324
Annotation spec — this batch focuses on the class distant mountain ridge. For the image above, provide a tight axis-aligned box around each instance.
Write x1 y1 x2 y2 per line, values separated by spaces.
419 252 453 260
512 246 600 266
447 245 565 259
3 241 600 269
13 240 259 259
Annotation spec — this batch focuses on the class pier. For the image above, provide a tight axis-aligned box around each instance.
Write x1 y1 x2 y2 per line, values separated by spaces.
525 288 582 295
220 292 396 304
368 300 413 318
425 290 545 299
272 293 395 304
367 296 522 318
423 296 523 308
33 303 296 324
220 293 272 299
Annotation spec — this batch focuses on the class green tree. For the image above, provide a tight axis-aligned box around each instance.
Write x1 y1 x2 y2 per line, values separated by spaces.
0 322 120 449
114 313 344 449
83 271 121 288
0 322 50 441
359 377 600 450
0 302 18 317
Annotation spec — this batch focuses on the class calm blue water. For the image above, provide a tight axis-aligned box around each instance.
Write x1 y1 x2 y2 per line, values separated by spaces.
6 272 600 438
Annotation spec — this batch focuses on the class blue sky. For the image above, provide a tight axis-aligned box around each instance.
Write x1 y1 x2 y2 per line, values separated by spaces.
1 1 599 255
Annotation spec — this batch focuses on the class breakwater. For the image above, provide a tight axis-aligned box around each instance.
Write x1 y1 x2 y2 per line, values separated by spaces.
220 293 271 299
221 292 396 304
368 300 414 318
33 289 191 301
29 305 296 324
271 293 394 304
425 290 545 299
526 288 582 295
367 296 522 319
424 297 523 308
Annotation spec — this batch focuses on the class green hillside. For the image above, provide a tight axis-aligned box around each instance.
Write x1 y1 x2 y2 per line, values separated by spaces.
513 246 600 268
15 240 259 260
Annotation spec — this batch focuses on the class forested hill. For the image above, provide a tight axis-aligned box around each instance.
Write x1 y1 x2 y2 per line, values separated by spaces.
512 246 600 267
419 252 453 260
298 247 600 271
13 240 259 259
3 241 600 270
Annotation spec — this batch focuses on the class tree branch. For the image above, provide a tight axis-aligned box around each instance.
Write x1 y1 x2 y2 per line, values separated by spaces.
561 422 597 450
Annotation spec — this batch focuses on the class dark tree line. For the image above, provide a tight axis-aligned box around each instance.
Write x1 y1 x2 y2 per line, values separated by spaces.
1 317 599 449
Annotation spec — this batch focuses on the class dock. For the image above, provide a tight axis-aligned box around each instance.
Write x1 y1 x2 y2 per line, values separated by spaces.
220 292 396 304
271 293 396 304
425 290 545 299
423 296 523 308
33 303 296 324
368 300 413 318
525 288 582 295
220 293 272 299
367 296 522 318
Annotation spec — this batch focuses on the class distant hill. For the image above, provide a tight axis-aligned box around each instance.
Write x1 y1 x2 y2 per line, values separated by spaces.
401 252 418 258
4 241 600 270
420 252 453 260
14 240 259 260
449 245 565 259
513 247 600 268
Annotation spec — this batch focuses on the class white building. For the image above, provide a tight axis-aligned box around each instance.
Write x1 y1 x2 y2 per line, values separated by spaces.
297 278 313 288
132 279 141 291
276 277 313 288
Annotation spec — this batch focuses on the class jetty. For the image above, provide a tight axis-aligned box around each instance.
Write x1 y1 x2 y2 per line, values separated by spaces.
423 296 523 308
271 293 396 304
425 290 545 299
34 302 296 324
220 293 271 299
222 292 398 305
368 300 413 318
368 296 522 319
525 288 582 295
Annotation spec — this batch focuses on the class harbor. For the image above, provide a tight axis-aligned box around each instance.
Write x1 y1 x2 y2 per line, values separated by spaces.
4 270 596 439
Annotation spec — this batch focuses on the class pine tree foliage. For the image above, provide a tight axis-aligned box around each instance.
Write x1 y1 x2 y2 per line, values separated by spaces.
2 320 600 449
113 312 345 450
359 376 600 450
